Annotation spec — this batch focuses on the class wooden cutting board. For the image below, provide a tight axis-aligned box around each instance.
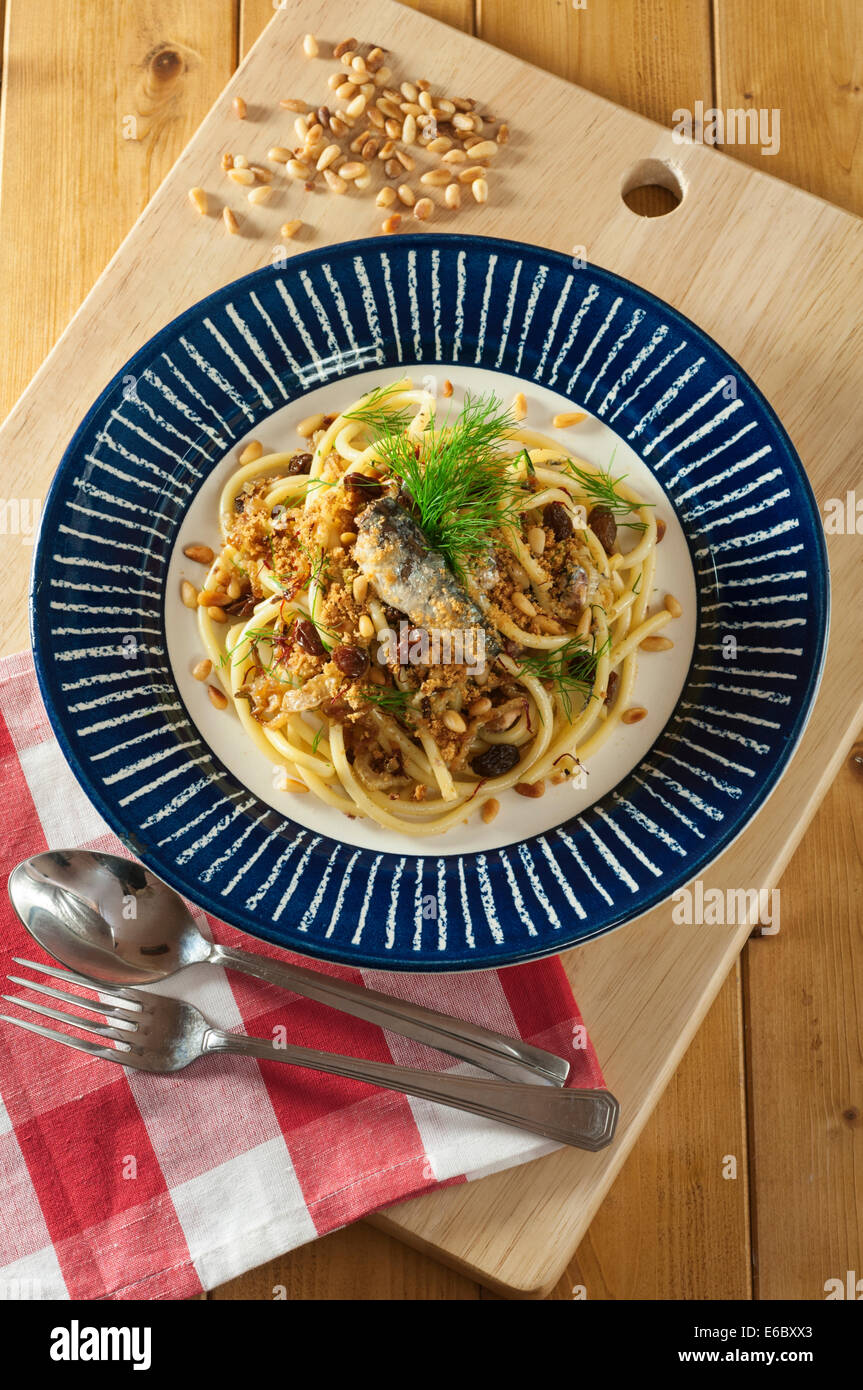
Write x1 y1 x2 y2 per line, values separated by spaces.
2 0 861 1297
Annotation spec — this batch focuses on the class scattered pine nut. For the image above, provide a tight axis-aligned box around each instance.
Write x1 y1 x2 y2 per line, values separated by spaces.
333 38 357 59
527 526 545 556
207 605 228 622
397 185 415 206
302 34 319 59
339 530 358 546
442 378 454 396
443 709 467 734
358 614 376 639
323 169 347 194
208 685 228 710
298 413 324 438
317 143 341 171
339 161 367 180
512 591 536 618
553 411 587 428
180 580 198 608
481 798 500 824
472 177 489 203
512 391 527 421
280 98 307 113
640 635 674 652
457 165 486 183
515 780 545 798
420 168 451 186
287 159 311 180
469 696 492 717
622 706 648 724
268 146 292 163
445 183 461 209
376 186 397 207
413 197 434 220
247 184 272 204
469 140 498 159
280 219 302 239
239 439 263 464
233 96 247 119
282 777 310 793
657 518 667 542
441 149 467 164
183 543 214 564
221 152 234 171
228 167 255 186
192 659 212 681
188 186 208 215
222 207 239 235
395 149 415 171
352 574 369 603
664 594 683 618
497 123 510 144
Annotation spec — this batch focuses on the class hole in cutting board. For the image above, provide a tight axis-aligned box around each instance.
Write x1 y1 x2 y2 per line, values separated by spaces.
621 158 684 217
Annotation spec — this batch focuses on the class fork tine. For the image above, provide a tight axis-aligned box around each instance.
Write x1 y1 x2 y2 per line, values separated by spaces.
10 957 147 1006
6 975 140 1022
0 1011 126 1063
1 995 134 1045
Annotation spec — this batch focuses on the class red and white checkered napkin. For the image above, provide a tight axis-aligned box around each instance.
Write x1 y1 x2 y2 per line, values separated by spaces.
0 651 604 1300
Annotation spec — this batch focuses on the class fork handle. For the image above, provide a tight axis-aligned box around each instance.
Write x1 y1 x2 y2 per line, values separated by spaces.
210 943 569 1087
205 1029 617 1151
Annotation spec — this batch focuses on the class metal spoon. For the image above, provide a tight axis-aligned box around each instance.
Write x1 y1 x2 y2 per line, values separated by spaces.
8 850 571 1086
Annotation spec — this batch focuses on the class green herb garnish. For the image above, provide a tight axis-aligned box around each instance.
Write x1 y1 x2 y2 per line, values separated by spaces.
344 382 415 436
360 685 416 718
517 632 612 721
561 449 652 532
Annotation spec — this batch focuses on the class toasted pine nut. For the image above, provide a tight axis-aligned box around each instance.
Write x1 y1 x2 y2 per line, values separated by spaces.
413 197 434 221
239 439 263 465
384 158 401 178
222 207 239 234
192 659 212 681
220 152 234 170
280 98 307 113
420 168 451 186
366 46 385 70
302 34 319 59
188 186 208 215
233 96 247 119
622 706 648 724
197 588 230 608
361 137 379 160
181 580 198 608
323 169 347 194
287 159 311 180
553 411 587 428
339 531 358 546
207 605 227 622
397 185 415 206
249 165 273 184
367 107 385 130
457 165 486 183
282 777 309 793
183 543 215 564
453 112 475 131
441 148 467 164
472 177 489 203
280 219 302 239
515 780 545 798
402 113 417 144
640 635 674 652
427 136 453 154
443 709 467 734
512 391 527 421
352 574 369 603
374 66 392 87
527 525 545 555
395 149 415 171
268 146 292 163
333 38 357 59
469 140 498 159
512 591 536 618
469 696 492 717
358 614 376 639
376 185 397 207
336 81 354 102
664 594 683 618
444 183 461 209
442 379 454 396
339 51 355 68
208 685 228 710
400 81 418 102
316 143 341 171
481 798 500 824
297 413 324 438
339 161 367 180
247 184 272 204
382 213 402 234
346 93 367 118
657 518 667 542
294 115 309 139
228 167 255 186
497 123 510 144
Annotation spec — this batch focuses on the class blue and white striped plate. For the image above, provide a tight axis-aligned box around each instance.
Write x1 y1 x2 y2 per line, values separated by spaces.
31 235 828 971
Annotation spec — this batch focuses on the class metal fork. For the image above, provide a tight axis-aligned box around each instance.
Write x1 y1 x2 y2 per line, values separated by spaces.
1 959 619 1150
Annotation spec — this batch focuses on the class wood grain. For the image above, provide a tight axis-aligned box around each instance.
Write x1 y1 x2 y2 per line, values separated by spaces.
715 0 863 217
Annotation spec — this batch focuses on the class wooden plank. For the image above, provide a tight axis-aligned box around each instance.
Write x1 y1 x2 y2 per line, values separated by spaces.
551 967 751 1299
210 1221 481 1299
1 0 861 1296
714 0 863 218
240 0 473 57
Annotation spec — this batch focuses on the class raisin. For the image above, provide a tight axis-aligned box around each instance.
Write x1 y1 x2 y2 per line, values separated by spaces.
287 452 313 475
589 505 617 554
543 500 573 541
294 617 325 657
345 473 383 500
605 669 619 706
470 743 521 778
333 644 369 680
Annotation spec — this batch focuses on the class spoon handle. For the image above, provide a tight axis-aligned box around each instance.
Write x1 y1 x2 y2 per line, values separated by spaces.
210 943 570 1086
206 1028 617 1151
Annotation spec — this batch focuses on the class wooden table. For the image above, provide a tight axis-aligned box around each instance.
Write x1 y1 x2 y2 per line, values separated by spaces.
1 0 860 1299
